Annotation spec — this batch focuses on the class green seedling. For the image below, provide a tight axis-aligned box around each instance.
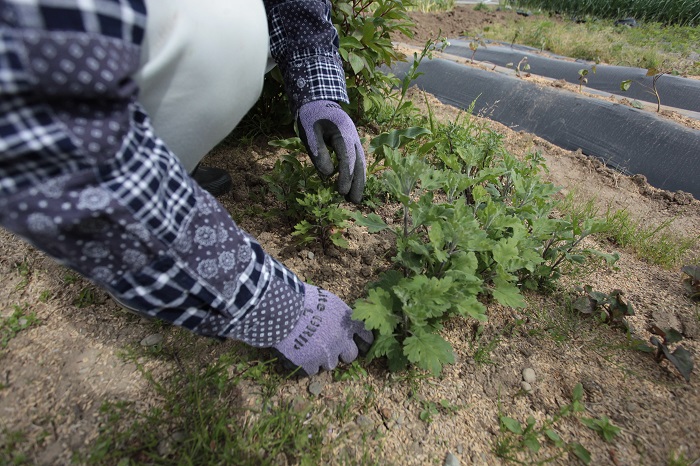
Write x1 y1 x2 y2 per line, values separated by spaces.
577 63 597 92
621 65 680 112
494 383 591 464
580 416 621 443
293 187 352 251
73 286 98 308
1 304 39 350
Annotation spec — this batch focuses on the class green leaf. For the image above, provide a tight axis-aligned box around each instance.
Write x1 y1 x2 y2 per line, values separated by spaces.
544 428 562 445
491 277 527 308
348 52 365 74
570 442 591 464
353 288 400 335
369 127 431 152
500 416 523 435
403 332 455 376
369 333 408 372
572 383 584 402
523 435 541 453
352 211 389 233
620 79 632 91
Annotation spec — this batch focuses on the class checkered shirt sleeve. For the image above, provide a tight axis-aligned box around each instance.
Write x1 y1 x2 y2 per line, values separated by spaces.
264 0 349 114
0 0 307 347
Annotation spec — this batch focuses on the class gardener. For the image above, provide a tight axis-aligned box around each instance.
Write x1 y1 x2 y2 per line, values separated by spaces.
0 0 371 376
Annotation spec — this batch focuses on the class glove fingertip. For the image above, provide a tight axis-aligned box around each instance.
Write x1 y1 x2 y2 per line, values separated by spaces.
353 332 373 357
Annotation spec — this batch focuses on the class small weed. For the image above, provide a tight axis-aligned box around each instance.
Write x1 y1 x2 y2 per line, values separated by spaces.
419 398 461 423
333 361 369 382
580 415 621 442
494 383 592 464
14 259 31 290
62 271 79 285
1 304 39 350
470 324 501 365
73 286 98 308
38 290 53 303
0 428 29 465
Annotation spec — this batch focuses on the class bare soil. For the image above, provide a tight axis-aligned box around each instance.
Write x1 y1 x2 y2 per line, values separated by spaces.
1 7 699 466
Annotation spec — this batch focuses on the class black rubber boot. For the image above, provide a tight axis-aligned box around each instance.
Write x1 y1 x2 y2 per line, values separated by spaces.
191 164 233 197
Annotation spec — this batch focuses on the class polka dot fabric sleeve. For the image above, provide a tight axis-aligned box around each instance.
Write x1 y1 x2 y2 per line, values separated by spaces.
0 0 306 346
264 0 349 114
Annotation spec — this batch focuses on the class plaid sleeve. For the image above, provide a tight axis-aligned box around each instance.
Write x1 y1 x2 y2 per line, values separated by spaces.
263 0 349 114
0 0 307 347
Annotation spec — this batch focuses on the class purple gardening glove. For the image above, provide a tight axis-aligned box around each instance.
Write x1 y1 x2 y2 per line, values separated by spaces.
297 100 366 204
272 285 373 376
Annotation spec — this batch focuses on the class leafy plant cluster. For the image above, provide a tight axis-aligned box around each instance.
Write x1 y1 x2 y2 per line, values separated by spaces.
332 0 415 119
572 285 634 330
572 286 694 382
353 117 618 375
495 383 621 465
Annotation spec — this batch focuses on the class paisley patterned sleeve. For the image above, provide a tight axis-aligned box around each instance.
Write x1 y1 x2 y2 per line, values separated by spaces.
0 0 306 347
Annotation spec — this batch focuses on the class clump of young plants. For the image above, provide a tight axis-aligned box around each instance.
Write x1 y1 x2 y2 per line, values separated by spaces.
572 285 635 330
494 383 615 465
292 187 352 251
352 116 617 375
649 325 694 382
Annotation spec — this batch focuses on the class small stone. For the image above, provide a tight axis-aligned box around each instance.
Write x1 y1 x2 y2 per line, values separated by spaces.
521 381 533 393
456 445 464 455
444 452 460 466
308 381 323 397
360 266 372 278
522 368 536 384
356 415 374 431
307 251 315 260
380 407 392 420
140 333 163 347
171 430 186 443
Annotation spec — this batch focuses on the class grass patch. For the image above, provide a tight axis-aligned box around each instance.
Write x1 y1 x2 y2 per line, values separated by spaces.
465 11 700 75
558 193 698 269
84 348 331 465
408 0 455 13
508 0 700 26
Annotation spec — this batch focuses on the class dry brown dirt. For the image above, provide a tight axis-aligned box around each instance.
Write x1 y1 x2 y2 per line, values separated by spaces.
1 7 699 466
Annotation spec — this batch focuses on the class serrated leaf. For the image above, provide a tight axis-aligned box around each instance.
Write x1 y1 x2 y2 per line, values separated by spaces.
352 288 400 335
491 277 527 308
368 333 408 372
352 211 389 233
403 332 454 376
500 416 523 434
